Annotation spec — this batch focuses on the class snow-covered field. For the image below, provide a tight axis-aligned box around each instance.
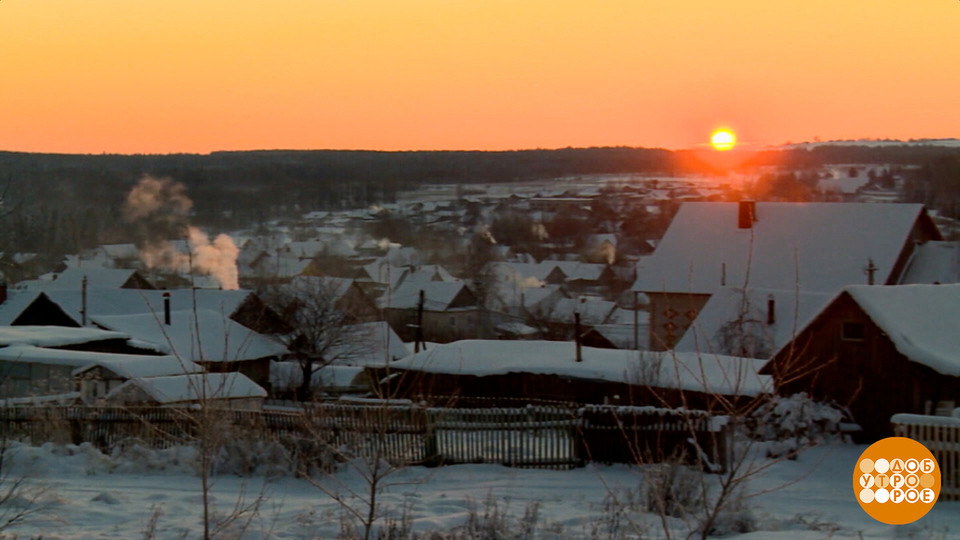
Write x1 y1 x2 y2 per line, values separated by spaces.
3 442 959 539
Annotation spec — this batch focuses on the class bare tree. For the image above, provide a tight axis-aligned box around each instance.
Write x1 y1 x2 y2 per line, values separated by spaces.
259 276 374 401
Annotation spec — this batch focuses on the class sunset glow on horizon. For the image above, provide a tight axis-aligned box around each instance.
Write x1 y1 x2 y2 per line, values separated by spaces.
710 129 737 152
1 1 958 154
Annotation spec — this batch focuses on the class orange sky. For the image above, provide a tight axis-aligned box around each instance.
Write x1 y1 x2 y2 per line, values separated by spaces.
2 1 958 154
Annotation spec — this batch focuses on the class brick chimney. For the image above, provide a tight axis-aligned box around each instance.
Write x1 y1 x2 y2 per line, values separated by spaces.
738 201 757 229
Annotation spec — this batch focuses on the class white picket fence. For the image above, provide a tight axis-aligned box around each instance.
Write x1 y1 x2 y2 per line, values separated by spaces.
891 413 960 501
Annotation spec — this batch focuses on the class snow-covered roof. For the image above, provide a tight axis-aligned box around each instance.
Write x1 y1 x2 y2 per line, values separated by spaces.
250 254 313 279
107 372 266 403
20 268 150 291
675 287 832 359
383 281 474 311
0 326 130 348
73 354 204 378
844 284 960 376
493 262 560 282
0 288 257 327
398 265 458 285
359 261 408 288
325 321 410 366
899 241 960 285
634 202 932 295
547 297 617 325
554 262 607 282
97 243 140 260
271 362 366 391
92 309 287 363
391 340 769 397
286 276 355 301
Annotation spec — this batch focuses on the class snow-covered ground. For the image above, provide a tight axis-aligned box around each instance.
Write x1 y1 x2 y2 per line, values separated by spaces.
3 442 959 539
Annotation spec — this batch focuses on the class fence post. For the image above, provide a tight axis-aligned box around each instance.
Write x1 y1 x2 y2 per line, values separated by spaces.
423 409 440 467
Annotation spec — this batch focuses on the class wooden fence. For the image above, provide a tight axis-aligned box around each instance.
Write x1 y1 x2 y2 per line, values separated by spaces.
0 403 729 472
892 413 960 501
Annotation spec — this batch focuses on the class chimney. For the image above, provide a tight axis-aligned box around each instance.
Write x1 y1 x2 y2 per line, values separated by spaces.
163 291 171 325
766 294 776 325
738 201 756 229
81 276 88 327
0 282 6 305
574 312 582 362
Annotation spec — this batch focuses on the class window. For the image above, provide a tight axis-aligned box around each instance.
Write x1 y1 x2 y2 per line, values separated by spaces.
841 322 865 341
450 316 457 327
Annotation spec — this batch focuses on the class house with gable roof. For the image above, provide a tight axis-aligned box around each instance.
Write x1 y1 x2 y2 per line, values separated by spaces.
633 202 942 351
15 268 155 292
761 284 960 440
0 287 288 336
382 280 479 343
91 309 286 391
0 326 166 399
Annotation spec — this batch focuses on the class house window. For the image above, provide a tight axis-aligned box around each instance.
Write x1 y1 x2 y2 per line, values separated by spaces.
450 316 457 327
841 322 865 341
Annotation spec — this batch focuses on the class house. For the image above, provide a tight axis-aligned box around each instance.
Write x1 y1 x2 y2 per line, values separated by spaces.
74 355 204 403
381 340 769 409
271 364 373 397
91 309 287 390
283 276 380 324
536 296 618 340
673 287 832 359
105 372 267 410
633 202 942 350
15 268 155 291
898 241 960 284
762 284 960 440
0 326 168 399
382 281 480 343
553 262 617 296
0 287 288 335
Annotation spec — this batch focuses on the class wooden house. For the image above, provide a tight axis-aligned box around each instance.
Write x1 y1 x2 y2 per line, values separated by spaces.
382 281 479 343
378 340 768 410
0 288 288 336
762 284 960 440
91 309 287 391
105 372 267 410
0 326 167 399
633 202 942 351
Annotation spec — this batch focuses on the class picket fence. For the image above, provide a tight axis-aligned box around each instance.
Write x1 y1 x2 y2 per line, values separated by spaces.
0 403 729 472
892 413 960 501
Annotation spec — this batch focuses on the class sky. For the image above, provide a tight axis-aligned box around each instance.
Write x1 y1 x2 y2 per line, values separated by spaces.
1 1 958 154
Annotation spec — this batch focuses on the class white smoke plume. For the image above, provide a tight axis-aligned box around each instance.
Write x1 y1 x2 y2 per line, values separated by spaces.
377 238 401 250
478 224 497 245
123 176 240 290
532 223 549 241
519 276 545 290
187 227 240 290
596 242 616 265
123 175 192 222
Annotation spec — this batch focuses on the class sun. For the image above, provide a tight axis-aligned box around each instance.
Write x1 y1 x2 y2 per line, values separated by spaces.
710 129 737 151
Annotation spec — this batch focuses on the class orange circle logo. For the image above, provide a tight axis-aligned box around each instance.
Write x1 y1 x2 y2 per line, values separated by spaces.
854 437 940 524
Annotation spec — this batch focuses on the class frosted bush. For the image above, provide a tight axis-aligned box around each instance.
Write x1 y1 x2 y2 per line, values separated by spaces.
750 393 844 457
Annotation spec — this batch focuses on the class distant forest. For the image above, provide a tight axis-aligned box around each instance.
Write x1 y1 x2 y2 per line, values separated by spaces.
0 144 958 256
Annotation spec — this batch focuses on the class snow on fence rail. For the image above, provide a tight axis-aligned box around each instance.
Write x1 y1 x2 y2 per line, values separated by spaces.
0 404 729 472
892 413 960 501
